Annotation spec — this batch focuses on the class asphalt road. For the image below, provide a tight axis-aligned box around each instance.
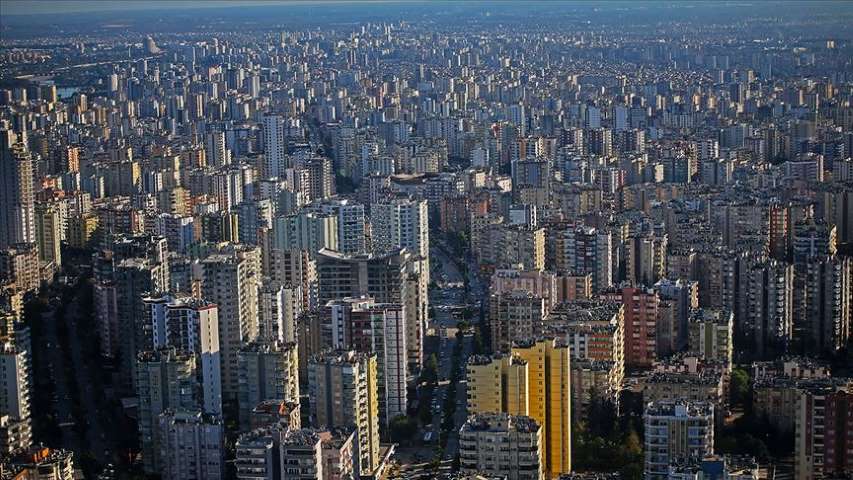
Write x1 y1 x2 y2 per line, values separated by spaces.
35 284 120 469
427 244 483 460
61 290 117 464
38 305 79 452
386 239 488 479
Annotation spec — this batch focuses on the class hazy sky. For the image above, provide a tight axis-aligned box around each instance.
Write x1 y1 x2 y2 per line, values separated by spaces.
0 0 399 16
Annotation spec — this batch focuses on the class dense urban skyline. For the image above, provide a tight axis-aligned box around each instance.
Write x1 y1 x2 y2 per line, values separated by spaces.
0 1 851 480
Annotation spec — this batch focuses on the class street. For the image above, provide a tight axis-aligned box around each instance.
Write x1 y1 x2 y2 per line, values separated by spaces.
31 280 123 472
38 303 78 451
425 244 482 459
393 239 484 479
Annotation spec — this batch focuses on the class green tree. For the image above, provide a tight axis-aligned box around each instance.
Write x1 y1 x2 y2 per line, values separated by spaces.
472 331 484 355
418 386 434 425
730 367 751 408
389 415 418 444
619 462 644 480
420 354 439 385
624 426 642 456
620 426 644 478
586 391 617 438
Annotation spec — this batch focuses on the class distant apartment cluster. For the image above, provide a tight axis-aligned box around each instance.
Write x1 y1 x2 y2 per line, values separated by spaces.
1 4 852 480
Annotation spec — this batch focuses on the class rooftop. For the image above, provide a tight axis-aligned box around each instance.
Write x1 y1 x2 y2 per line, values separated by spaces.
462 412 541 434
687 308 733 324
548 300 622 323
309 349 374 365
644 400 714 417
282 428 322 446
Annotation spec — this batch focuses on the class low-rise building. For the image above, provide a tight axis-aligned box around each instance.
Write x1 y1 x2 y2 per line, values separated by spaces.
281 428 324 480
319 428 356 480
667 455 762 480
459 413 544 480
234 426 355 480
489 291 545 353
751 357 831 381
643 401 714 480
235 427 278 480
157 409 224 480
752 377 801 434
0 446 76 480
795 380 853 480
250 399 301 431
570 359 621 424
643 370 725 411
687 308 733 367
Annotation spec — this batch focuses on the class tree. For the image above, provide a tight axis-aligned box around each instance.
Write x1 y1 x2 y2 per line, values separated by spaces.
418 386 434 426
730 367 751 408
430 448 444 470
418 354 440 426
334 173 356 194
472 331 484 355
420 354 439 385
586 390 617 438
619 425 644 478
619 462 643 480
389 415 418 444
623 426 642 456
717 432 770 461
480 320 493 355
